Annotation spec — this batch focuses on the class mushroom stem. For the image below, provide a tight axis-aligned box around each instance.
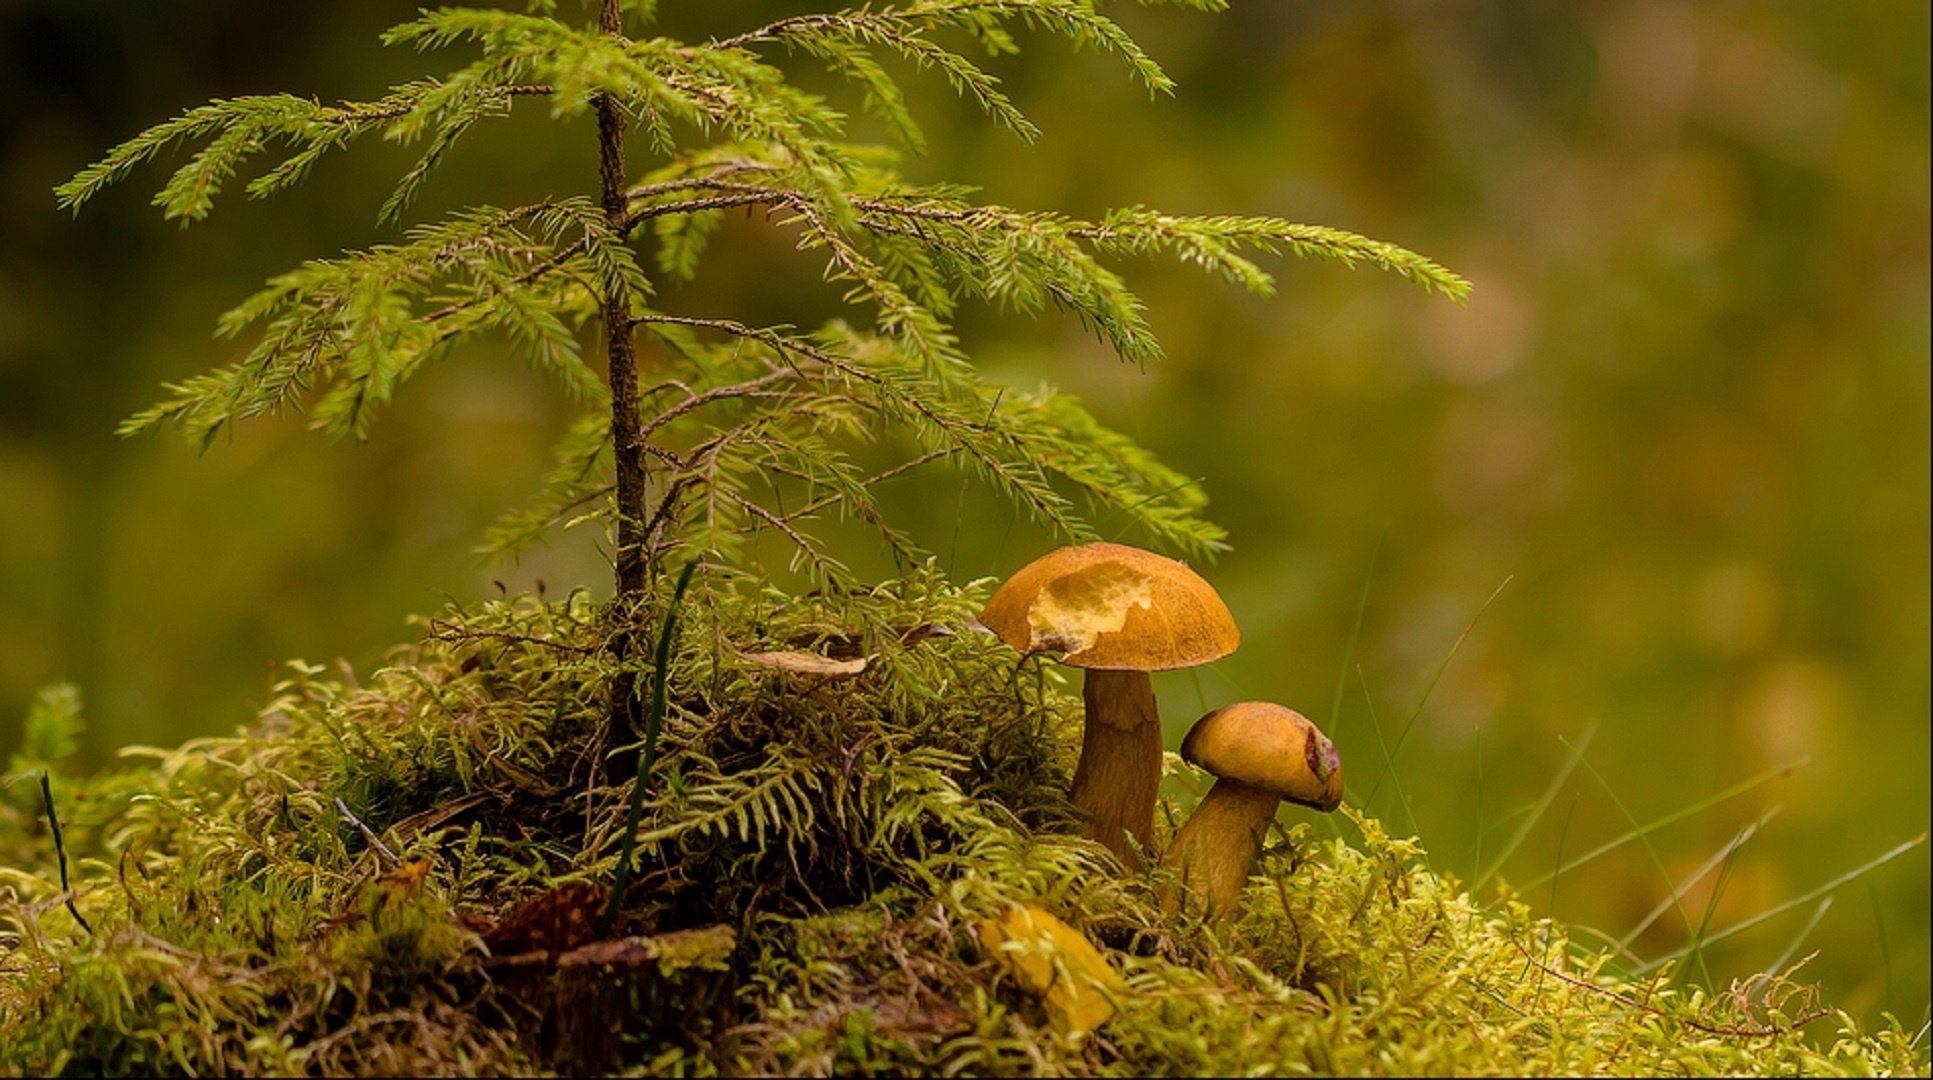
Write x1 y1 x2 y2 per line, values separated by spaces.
1159 779 1281 916
1069 668 1162 866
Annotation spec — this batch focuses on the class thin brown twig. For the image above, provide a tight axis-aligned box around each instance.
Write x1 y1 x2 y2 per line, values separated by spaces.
774 447 954 524
333 797 399 864
637 369 802 441
718 488 840 576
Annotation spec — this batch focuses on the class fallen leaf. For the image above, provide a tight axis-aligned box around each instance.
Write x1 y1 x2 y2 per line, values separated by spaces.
976 903 1126 1037
376 858 432 911
482 880 608 956
740 650 870 677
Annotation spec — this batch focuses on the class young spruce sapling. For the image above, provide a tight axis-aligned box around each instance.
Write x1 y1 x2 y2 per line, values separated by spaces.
57 0 1469 770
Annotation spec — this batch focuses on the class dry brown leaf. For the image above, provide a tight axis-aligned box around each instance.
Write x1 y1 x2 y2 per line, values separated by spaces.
481 880 608 956
740 650 870 677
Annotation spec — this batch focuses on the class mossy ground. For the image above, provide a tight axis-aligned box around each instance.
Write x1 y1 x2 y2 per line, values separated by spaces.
1 569 1924 1076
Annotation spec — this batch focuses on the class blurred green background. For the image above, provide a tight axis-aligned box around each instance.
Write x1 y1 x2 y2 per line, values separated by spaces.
2 0 1926 1025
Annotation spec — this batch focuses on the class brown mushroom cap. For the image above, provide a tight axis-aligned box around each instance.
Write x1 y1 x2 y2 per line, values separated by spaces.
977 542 1239 671
1179 702 1344 811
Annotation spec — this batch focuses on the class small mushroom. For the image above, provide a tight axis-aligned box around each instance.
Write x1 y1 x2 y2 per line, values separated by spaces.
1161 702 1343 916
978 542 1239 865
975 903 1126 1037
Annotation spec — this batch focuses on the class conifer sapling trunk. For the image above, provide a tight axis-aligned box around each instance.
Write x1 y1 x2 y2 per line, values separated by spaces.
596 0 648 765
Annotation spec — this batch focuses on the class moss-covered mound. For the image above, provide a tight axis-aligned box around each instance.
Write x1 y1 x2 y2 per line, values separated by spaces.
0 571 1921 1076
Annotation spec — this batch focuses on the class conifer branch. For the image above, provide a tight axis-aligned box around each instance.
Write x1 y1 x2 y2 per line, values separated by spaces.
66 0 1465 619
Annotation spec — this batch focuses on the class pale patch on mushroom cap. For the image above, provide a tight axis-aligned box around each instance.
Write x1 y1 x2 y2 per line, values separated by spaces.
1025 560 1154 655
977 542 1239 671
1179 702 1345 811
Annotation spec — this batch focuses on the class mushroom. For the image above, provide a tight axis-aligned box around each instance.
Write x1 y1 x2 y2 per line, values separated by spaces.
979 542 1238 865
1161 702 1343 916
975 903 1126 1037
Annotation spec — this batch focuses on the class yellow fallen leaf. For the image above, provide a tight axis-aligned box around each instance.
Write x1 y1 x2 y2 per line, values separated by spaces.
976 903 1125 1037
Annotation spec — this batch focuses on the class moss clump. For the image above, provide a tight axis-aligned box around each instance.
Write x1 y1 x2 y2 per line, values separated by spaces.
1 570 1923 1076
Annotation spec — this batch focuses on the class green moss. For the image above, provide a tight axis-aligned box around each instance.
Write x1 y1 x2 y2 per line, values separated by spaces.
1 570 1924 1076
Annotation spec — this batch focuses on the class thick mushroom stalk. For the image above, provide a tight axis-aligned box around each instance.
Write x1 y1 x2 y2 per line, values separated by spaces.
978 543 1240 867
1069 669 1163 864
1161 702 1343 917
1162 779 1282 915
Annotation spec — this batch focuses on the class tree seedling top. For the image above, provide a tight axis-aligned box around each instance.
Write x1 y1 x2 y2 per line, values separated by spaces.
58 0 1468 750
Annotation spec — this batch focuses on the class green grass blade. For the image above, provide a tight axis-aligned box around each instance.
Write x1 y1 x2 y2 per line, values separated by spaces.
600 560 699 938
1566 738 1710 985
1474 723 1596 891
1635 832 1928 975
1358 670 1420 841
1548 791 1580 922
1528 791 1583 995
1472 722 1483 885
1869 878 1895 1016
1515 757 1805 893
1329 536 1383 739
1619 808 1778 949
1362 575 1510 807
1682 816 1753 978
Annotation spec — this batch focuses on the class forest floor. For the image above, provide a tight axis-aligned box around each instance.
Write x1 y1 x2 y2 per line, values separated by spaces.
1 570 1922 1075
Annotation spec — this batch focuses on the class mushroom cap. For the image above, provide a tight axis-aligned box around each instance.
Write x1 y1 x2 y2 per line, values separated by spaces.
1179 702 1344 811
977 542 1239 671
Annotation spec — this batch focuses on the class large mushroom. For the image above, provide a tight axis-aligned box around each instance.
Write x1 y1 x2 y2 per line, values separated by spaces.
1161 702 1343 916
979 542 1239 865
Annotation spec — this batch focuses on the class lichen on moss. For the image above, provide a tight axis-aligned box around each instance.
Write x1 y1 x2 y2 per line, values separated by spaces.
1 570 1924 1076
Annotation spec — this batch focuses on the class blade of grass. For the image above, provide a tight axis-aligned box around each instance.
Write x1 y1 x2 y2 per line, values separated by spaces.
1549 791 1580 923
1472 722 1484 885
1527 791 1581 995
1564 738 1710 986
1474 803 1536 843
948 390 1003 577
600 560 698 938
1619 808 1779 949
1094 477 1208 533
1681 815 1755 978
1329 535 1384 740
1359 669 1420 841
1362 575 1511 807
1515 757 1804 893
1315 538 1382 840
1868 878 1895 1017
1474 723 1596 892
1635 832 1928 975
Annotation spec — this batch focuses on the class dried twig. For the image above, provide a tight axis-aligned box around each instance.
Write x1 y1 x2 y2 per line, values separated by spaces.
38 772 91 934
334 797 399 864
